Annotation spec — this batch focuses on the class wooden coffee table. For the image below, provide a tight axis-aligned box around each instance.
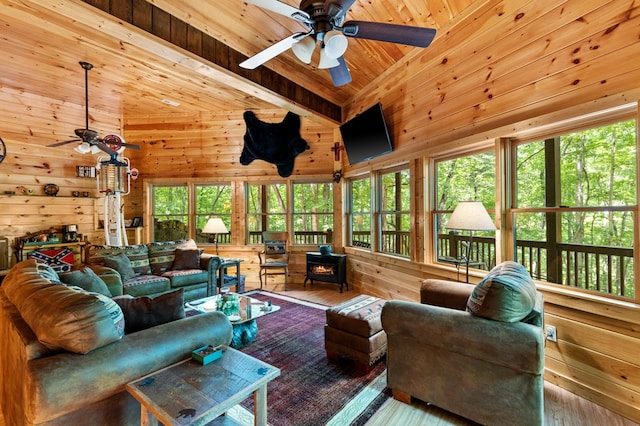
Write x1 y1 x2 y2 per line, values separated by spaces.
126 346 280 426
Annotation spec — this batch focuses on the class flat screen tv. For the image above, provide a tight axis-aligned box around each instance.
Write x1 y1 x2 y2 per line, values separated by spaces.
339 102 393 165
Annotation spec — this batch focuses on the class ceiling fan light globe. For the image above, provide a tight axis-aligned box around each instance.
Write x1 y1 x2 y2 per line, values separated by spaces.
291 35 315 64
324 30 348 59
74 142 91 154
90 145 102 154
318 47 340 69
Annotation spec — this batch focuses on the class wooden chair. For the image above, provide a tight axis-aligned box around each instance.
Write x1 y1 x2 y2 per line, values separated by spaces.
258 231 289 290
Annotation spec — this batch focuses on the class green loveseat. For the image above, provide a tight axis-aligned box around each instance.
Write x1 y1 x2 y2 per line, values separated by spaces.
0 259 233 425
86 239 221 301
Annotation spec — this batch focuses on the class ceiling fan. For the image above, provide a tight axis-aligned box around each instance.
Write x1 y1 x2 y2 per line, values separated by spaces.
239 0 437 86
48 61 140 156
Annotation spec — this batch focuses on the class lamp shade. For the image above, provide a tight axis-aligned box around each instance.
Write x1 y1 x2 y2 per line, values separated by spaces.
318 46 340 69
292 35 316 64
74 142 91 154
202 218 228 234
446 201 496 231
323 30 348 59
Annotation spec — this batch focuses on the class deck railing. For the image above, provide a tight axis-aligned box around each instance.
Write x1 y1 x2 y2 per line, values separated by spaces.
437 233 634 297
201 227 634 297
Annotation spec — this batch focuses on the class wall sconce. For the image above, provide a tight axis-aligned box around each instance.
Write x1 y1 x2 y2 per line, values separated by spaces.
333 170 342 183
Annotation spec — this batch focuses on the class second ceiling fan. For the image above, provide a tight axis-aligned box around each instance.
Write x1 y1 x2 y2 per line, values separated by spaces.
239 0 437 86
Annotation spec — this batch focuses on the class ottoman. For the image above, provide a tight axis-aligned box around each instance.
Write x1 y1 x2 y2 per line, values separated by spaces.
325 295 387 371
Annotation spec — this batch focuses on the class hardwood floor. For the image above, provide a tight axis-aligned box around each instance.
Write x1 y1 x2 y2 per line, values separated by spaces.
1 280 636 425
257 280 640 426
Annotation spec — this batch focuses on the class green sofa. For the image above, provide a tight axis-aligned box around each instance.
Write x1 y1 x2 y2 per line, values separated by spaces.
0 259 233 425
86 239 221 301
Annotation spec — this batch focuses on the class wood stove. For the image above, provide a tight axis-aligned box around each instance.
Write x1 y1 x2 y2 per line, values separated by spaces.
304 252 348 293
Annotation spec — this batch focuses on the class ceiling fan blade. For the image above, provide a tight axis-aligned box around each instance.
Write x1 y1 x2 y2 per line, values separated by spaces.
324 0 356 22
245 0 312 24
107 141 141 150
93 141 118 156
328 56 352 87
47 139 80 147
342 20 436 48
240 32 309 69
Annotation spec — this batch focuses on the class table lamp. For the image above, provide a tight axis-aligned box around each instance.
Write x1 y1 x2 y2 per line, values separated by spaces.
203 218 229 255
445 201 496 282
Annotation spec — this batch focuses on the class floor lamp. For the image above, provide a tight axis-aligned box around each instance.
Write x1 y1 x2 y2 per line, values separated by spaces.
202 218 228 255
445 201 496 282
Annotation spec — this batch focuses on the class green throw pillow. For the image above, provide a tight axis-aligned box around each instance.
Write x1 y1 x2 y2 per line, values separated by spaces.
104 253 136 281
466 261 537 323
59 267 112 297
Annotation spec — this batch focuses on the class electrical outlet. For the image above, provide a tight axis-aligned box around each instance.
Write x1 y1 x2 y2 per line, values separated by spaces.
545 325 557 342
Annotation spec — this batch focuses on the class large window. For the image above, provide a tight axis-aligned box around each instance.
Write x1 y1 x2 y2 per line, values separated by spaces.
348 176 371 249
292 182 333 245
152 185 188 242
246 183 287 244
513 119 636 298
380 168 410 256
195 184 232 245
434 151 496 272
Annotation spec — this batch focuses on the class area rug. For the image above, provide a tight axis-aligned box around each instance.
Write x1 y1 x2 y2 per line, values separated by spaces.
225 291 389 426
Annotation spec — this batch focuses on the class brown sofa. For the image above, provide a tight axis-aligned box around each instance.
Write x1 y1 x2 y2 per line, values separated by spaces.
0 259 233 426
382 261 545 426
86 239 221 301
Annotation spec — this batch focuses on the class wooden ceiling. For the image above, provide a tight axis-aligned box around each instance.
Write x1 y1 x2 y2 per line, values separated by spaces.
0 0 476 123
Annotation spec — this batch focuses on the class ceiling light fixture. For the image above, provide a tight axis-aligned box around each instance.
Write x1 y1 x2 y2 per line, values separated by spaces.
291 35 316 64
323 30 348 59
161 99 180 107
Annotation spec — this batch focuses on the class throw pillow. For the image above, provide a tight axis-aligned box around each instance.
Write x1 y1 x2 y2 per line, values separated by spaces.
104 253 136 281
172 249 202 270
113 288 185 334
59 267 112 297
466 261 538 323
35 262 62 284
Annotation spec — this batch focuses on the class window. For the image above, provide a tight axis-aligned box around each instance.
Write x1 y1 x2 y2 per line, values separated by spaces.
348 176 371 249
195 184 232 245
513 119 636 298
247 183 287 244
292 182 333 245
380 168 410 256
152 185 188 242
434 151 496 272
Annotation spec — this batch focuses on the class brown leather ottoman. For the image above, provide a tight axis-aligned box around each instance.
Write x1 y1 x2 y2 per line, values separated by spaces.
325 295 387 371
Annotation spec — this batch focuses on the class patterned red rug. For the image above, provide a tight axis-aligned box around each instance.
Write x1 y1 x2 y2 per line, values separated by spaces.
236 291 389 426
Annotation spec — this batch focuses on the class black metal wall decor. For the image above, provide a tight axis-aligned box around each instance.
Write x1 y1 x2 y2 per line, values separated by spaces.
0 137 6 164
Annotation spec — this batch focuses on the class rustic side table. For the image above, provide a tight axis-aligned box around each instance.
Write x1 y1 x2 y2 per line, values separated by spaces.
126 346 280 425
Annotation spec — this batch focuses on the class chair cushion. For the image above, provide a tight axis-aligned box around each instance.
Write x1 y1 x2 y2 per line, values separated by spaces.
326 295 386 337
466 261 537 323
113 288 185 334
59 267 112 297
122 275 171 297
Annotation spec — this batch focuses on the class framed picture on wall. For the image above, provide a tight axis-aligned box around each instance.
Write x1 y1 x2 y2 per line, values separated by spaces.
131 217 142 227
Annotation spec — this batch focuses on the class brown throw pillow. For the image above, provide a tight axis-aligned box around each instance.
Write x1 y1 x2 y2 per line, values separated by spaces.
172 249 202 270
104 253 136 281
113 288 185 334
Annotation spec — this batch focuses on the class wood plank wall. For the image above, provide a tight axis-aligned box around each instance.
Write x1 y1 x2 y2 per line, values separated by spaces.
122 109 339 284
0 87 124 264
341 0 640 422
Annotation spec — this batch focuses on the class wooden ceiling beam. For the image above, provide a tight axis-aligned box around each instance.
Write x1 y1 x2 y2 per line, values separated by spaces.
28 0 341 123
